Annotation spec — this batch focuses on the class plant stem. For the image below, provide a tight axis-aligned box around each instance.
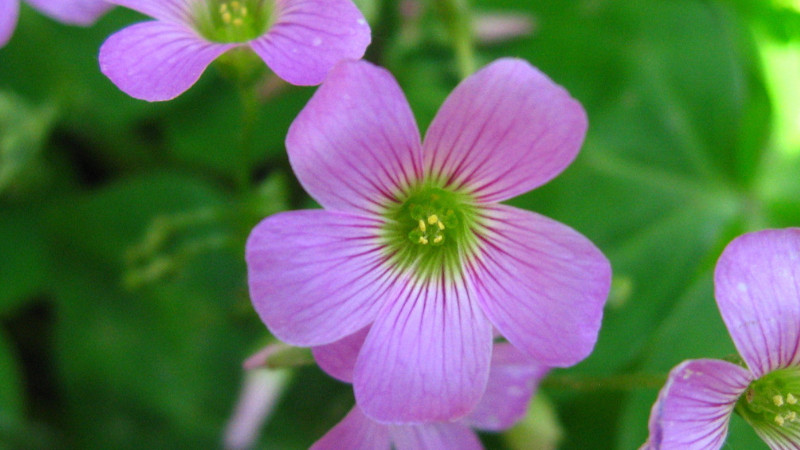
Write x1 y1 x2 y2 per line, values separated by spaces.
437 0 477 79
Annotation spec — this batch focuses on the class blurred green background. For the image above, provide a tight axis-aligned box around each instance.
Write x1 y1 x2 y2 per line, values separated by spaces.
1 0 799 448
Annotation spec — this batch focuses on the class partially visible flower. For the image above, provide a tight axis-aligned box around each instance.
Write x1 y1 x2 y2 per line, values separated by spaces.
246 58 610 423
223 344 291 450
643 228 800 449
0 0 112 48
473 12 535 45
311 339 548 449
99 0 371 101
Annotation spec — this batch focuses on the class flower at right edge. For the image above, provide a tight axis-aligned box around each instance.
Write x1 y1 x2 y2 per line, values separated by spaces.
643 228 800 449
246 58 611 424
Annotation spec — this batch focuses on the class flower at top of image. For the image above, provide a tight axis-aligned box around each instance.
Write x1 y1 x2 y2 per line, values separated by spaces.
0 0 113 48
643 228 800 449
311 338 548 449
98 0 371 101
246 58 611 423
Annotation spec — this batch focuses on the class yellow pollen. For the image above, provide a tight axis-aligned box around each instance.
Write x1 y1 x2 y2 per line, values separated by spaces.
788 411 798 422
231 1 240 8
776 415 786 426
427 214 439 225
222 11 232 23
232 17 243 26
437 221 445 230
788 393 798 405
418 236 428 245
418 219 426 232
219 3 228 13
240 6 248 15
774 395 785 407
433 235 443 244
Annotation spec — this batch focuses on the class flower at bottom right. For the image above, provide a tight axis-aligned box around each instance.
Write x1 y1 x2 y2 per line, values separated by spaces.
643 228 800 449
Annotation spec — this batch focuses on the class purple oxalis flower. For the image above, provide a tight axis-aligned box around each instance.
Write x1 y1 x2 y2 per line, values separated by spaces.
643 228 800 449
246 58 611 423
0 0 112 48
311 339 548 449
99 0 371 101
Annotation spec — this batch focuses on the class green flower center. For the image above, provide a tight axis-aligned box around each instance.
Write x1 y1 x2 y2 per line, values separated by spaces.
194 0 274 43
736 368 800 430
382 185 478 281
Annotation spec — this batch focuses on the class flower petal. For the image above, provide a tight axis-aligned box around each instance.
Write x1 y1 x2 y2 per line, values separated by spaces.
312 326 369 383
247 210 400 346
645 359 752 450
104 0 191 23
468 204 610 367
354 275 493 423
25 0 112 25
250 0 371 85
389 422 483 450
0 0 19 48
286 60 423 215
463 342 548 431
99 21 234 101
311 406 391 450
714 228 800 377
422 58 587 203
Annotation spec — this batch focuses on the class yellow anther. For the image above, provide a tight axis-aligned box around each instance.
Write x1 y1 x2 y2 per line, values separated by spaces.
437 221 445 230
787 411 797 422
418 236 428 245
231 1 241 9
776 415 786 426
418 219 426 232
427 214 439 225
232 17 243 26
788 393 798 405
222 11 232 23
240 6 248 15
774 395 785 407
219 3 228 13
433 235 443 244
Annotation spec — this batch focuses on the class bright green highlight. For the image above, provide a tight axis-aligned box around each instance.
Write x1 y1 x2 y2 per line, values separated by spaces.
382 185 478 280
736 368 800 430
194 0 274 43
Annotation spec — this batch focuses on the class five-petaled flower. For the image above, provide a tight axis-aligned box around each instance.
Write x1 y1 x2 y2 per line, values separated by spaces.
311 337 548 449
0 0 112 48
246 58 611 423
99 0 371 101
643 228 800 449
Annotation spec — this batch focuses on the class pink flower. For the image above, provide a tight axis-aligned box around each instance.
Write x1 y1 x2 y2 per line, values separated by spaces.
246 58 611 423
643 228 800 449
99 0 371 101
0 0 112 48
311 339 548 449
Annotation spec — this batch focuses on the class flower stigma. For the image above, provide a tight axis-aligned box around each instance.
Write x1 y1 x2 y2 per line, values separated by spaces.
195 0 274 43
382 185 478 280
737 368 800 432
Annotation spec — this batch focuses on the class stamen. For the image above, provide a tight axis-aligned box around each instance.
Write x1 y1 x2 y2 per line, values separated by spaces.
776 415 786 426
788 393 798 405
433 235 443 244
787 411 797 422
437 221 445 230
222 11 232 24
774 395 785 407
219 3 228 13
418 236 428 245
427 214 439 225
232 17 243 26
418 219 426 232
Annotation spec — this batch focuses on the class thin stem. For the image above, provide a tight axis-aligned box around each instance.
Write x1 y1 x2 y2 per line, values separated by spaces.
236 83 260 191
542 372 667 392
436 0 477 79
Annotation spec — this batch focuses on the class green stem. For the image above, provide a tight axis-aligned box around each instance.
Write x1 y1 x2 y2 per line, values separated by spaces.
541 372 667 392
437 0 477 79
236 83 260 191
